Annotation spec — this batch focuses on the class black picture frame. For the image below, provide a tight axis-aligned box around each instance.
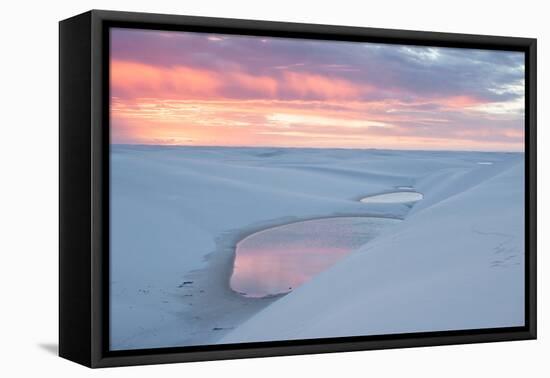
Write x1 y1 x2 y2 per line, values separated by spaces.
59 9 537 368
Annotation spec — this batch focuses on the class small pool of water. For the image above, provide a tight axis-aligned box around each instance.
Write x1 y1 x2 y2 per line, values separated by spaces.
230 217 400 298
360 191 423 204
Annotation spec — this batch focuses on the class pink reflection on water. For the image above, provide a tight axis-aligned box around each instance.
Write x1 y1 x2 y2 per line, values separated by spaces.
230 217 400 297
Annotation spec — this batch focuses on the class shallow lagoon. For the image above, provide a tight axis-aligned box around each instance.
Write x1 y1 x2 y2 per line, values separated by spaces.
360 191 424 204
230 217 401 297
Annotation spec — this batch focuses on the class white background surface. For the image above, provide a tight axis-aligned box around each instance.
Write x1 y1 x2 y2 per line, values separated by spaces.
0 0 546 376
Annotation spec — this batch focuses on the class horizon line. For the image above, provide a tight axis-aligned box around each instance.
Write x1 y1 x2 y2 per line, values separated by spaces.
110 143 524 154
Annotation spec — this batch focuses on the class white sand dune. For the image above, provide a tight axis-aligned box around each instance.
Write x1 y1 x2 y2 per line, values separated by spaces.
110 145 524 349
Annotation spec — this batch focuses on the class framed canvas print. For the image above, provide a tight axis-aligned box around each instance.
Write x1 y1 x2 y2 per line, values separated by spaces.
59 10 537 368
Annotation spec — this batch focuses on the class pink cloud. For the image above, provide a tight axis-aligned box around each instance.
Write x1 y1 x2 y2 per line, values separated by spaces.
110 59 524 151
282 71 366 100
111 59 367 101
111 60 222 99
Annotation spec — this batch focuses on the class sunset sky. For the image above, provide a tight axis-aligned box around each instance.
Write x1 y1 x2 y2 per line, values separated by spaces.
110 28 525 151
